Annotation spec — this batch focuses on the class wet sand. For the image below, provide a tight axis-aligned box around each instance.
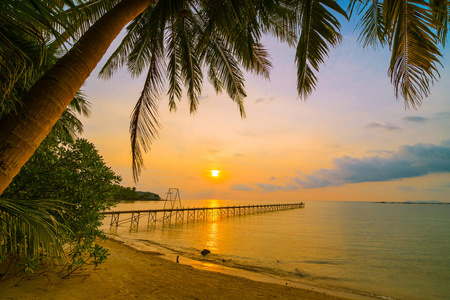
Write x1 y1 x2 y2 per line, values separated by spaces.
0 239 368 299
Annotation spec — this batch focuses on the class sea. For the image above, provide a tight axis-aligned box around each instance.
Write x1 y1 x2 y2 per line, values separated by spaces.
101 199 450 300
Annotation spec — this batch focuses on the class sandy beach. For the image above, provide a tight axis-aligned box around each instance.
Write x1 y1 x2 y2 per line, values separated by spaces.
0 239 368 300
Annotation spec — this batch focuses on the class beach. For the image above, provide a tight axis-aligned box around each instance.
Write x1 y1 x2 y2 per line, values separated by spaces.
0 239 360 300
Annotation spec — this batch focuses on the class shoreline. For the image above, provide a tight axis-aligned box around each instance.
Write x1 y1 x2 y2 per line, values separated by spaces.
0 238 381 300
107 235 380 300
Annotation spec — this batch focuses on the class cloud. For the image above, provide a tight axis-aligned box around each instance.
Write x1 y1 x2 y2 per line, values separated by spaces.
295 140 450 189
397 186 415 192
234 153 245 157
197 190 214 197
424 188 444 193
257 183 298 192
254 97 274 104
231 184 254 191
434 111 450 119
364 122 400 131
207 149 219 154
403 116 427 122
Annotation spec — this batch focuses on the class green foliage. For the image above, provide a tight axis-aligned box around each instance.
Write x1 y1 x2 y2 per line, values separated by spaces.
114 186 140 201
349 0 445 108
113 186 161 201
1 137 121 274
0 0 80 102
0 197 67 264
137 191 161 200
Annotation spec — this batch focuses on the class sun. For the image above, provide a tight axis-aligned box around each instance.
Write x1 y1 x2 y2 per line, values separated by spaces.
211 170 220 177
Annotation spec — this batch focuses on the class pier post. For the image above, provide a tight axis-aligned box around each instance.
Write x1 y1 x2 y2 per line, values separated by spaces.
110 212 120 229
130 212 140 231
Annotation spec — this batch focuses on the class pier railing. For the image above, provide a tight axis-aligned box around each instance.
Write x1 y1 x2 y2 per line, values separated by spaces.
103 202 304 231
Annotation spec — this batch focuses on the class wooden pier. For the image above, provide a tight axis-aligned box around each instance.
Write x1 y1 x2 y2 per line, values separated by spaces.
103 203 304 231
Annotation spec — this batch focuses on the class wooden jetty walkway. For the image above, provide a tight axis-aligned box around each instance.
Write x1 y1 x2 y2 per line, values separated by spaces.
103 203 305 231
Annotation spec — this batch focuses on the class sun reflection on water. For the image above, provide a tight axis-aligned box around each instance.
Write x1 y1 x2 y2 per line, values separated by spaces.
205 222 218 251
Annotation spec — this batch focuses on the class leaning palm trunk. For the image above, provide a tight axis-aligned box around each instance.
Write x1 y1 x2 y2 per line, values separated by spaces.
0 0 153 195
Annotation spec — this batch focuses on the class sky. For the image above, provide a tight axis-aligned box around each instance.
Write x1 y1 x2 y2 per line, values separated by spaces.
80 11 450 203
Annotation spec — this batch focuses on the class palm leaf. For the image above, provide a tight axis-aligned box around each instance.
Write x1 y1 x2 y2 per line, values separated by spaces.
430 0 449 45
349 0 386 48
0 198 68 263
130 53 163 181
385 0 442 108
256 0 299 47
176 12 203 113
48 0 121 54
0 0 80 91
203 38 247 117
296 0 346 99
98 10 147 79
50 92 91 143
166 20 183 112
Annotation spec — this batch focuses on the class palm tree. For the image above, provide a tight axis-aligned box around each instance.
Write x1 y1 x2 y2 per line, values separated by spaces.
0 0 448 194
0 21 91 267
0 0 153 194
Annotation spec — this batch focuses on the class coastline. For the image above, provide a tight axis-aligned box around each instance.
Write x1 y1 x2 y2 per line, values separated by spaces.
0 237 379 299
108 235 381 300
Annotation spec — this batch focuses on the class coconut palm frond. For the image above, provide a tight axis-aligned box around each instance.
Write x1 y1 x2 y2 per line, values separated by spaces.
176 13 203 113
0 27 38 109
250 42 272 79
0 24 61 116
206 63 224 94
350 0 386 48
200 0 271 79
130 53 163 182
0 198 68 262
194 2 250 117
98 10 148 79
44 90 91 144
48 0 120 53
256 0 299 47
0 0 81 104
66 0 120 38
69 91 91 118
166 21 183 112
0 0 79 62
430 0 449 46
385 0 442 108
295 0 346 99
226 22 271 79
126 10 159 78
51 110 83 143
203 38 247 117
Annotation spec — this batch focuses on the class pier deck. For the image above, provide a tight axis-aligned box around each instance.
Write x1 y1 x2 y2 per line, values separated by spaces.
104 202 304 231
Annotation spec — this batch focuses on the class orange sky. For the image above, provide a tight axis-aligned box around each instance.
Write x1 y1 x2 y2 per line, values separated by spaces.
81 32 450 202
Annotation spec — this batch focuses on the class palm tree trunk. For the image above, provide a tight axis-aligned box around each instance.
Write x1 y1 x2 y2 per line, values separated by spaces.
0 0 153 195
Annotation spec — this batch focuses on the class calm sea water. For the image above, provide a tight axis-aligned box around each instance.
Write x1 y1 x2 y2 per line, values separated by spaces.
102 200 450 300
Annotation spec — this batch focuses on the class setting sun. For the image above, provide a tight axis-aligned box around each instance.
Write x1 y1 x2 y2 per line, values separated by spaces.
211 170 220 177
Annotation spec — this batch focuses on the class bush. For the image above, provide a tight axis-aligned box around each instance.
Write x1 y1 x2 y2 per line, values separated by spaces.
1 138 121 274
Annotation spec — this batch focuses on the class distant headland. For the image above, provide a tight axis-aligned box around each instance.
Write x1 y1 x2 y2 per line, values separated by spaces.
374 200 449 204
114 186 162 201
